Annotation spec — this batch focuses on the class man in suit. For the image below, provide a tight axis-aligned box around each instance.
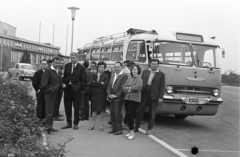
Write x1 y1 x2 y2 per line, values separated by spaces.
53 58 65 120
107 61 128 135
32 59 49 123
41 56 62 134
134 59 165 135
62 53 87 130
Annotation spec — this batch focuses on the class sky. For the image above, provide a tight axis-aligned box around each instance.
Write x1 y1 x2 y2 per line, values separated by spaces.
0 0 239 73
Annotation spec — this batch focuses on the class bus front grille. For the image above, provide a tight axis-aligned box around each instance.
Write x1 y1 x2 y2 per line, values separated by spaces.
174 86 213 96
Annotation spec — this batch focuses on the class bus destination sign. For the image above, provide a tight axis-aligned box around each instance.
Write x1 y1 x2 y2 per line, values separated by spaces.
176 33 203 42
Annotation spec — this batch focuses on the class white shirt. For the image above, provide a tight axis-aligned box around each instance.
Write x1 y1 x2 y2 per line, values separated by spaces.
51 65 58 74
147 69 159 85
71 62 78 74
112 70 123 88
70 62 78 84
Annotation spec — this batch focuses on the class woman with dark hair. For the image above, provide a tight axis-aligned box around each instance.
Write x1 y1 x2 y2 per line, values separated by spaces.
123 64 143 139
88 61 109 131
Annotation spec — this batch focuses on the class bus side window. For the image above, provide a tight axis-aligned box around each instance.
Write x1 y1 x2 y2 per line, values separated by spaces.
100 48 111 61
126 40 146 63
111 46 123 61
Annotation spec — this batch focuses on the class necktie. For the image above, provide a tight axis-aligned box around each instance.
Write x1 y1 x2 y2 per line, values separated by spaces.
71 64 75 74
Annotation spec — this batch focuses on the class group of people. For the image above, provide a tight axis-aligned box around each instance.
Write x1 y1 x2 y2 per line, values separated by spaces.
32 52 165 140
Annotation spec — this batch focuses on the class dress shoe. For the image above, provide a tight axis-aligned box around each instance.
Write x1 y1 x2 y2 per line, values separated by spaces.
146 130 151 135
79 117 85 121
108 129 116 134
113 131 122 135
99 127 104 131
88 125 95 130
61 124 72 129
84 117 89 120
73 125 78 130
108 121 111 125
57 114 63 117
134 128 139 132
128 135 135 140
53 117 64 121
50 128 58 132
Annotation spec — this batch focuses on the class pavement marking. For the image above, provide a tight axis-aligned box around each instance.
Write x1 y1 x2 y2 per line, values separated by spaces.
177 149 240 153
105 110 188 157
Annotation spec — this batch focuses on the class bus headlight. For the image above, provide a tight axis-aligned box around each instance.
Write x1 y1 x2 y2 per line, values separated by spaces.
166 86 173 94
212 89 219 96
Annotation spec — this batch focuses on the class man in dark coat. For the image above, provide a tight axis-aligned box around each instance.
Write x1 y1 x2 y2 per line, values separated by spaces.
134 59 165 135
41 56 62 134
107 61 128 135
62 53 87 130
32 59 49 122
80 61 94 120
53 58 65 120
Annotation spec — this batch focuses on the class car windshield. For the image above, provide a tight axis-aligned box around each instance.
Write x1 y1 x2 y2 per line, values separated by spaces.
20 65 34 70
152 42 192 66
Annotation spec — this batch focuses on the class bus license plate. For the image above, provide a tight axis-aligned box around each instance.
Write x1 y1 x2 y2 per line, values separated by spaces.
185 97 199 104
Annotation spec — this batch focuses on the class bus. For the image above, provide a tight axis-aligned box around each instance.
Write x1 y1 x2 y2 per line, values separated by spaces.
77 28 225 119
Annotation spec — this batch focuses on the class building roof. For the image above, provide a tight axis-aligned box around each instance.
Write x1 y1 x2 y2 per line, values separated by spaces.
0 21 17 29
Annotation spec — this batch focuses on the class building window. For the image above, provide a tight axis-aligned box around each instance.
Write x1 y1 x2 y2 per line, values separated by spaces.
18 52 23 62
3 39 6 45
11 51 18 62
32 54 37 63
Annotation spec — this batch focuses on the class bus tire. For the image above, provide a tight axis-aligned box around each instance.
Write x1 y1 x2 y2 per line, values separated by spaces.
174 115 188 119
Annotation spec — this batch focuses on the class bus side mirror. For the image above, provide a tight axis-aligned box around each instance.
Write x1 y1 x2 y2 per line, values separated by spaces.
222 49 225 58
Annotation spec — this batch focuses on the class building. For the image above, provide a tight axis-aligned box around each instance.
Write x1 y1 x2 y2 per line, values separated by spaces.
0 21 16 36
0 22 69 71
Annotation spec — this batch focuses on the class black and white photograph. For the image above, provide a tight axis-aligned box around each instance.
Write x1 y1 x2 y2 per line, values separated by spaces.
0 0 239 157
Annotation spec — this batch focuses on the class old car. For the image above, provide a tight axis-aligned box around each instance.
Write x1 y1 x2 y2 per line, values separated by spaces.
8 63 36 80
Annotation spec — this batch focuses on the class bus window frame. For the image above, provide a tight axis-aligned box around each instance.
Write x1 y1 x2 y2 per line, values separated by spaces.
100 47 111 61
90 48 100 61
152 40 193 67
191 44 220 69
111 44 123 61
126 40 147 63
82 49 90 61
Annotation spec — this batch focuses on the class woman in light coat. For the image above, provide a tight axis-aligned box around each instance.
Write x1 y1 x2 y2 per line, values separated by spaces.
123 64 143 140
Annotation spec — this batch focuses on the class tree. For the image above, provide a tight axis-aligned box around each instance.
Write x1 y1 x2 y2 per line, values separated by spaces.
20 50 31 63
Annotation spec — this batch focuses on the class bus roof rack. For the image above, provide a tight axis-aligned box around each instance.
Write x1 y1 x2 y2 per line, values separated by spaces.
126 28 158 35
92 28 158 43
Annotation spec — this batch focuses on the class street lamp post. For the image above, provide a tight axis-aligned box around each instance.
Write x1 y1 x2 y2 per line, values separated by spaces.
68 6 79 55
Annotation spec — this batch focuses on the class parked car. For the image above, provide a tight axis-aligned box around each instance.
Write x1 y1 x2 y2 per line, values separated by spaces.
8 63 36 80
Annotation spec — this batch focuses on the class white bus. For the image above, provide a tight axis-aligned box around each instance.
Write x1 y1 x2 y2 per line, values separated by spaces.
77 28 225 119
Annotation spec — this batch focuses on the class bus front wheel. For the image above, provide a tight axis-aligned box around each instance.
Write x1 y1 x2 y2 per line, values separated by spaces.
174 115 188 119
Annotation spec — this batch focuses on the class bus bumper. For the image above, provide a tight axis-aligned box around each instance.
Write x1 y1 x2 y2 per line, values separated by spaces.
159 96 223 116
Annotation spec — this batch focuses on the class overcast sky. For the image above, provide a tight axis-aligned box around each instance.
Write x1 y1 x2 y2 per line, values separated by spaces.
0 0 239 73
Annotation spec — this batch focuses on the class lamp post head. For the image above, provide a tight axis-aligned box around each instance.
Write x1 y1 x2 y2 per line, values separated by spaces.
68 6 79 20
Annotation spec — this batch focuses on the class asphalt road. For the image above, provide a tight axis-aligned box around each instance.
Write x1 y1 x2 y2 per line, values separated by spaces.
25 78 239 157
142 86 240 157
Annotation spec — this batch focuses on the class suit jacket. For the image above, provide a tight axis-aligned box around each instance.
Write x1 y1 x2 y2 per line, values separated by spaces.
32 69 44 92
141 69 165 101
63 62 87 92
41 67 62 94
107 72 128 102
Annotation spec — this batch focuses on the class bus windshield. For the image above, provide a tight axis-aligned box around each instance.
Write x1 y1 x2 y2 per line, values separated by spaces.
192 45 219 68
152 42 192 66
